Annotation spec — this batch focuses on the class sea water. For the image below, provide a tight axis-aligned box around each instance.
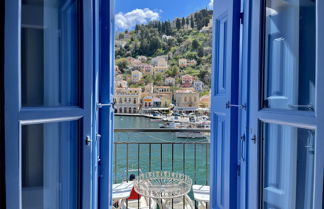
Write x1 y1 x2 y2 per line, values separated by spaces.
113 116 210 188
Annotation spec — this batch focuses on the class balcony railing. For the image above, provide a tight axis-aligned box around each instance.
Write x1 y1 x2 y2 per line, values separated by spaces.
113 128 210 209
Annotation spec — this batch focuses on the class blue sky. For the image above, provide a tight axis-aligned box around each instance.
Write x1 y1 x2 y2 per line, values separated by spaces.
115 0 213 30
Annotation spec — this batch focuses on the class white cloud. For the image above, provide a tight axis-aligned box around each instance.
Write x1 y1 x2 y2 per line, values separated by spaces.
115 8 160 30
208 0 214 10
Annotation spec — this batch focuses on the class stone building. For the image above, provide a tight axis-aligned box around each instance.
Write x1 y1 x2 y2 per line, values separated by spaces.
174 89 199 109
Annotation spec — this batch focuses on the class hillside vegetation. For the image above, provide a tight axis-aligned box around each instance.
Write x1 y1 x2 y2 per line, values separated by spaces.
115 9 213 89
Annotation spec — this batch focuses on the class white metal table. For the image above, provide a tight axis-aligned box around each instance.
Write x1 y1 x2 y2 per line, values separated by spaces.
112 182 134 209
192 185 210 209
134 171 194 209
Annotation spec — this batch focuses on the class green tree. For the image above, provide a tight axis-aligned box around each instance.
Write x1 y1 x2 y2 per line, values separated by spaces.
170 65 179 76
190 16 194 28
135 24 140 32
118 33 124 40
148 37 161 55
161 22 166 34
192 40 200 50
143 75 153 84
154 73 163 85
198 47 204 57
181 17 185 28
165 21 172 35
115 58 129 73
176 18 181 30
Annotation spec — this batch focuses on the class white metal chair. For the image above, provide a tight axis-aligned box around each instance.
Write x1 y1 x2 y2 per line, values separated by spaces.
192 185 210 209
121 196 157 209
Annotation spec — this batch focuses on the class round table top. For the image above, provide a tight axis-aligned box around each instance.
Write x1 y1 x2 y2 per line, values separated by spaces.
133 171 192 199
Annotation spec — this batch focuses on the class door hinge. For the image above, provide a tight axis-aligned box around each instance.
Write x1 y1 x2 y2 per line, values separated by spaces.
96 133 102 140
240 12 244 24
237 164 241 176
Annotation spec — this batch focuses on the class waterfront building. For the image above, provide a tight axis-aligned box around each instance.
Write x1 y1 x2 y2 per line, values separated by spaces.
131 70 143 83
154 93 172 107
114 88 142 114
142 95 153 108
181 74 194 87
174 89 199 110
193 80 204 92
165 77 175 86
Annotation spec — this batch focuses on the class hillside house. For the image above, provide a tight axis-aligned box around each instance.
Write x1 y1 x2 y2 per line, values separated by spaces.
181 74 194 87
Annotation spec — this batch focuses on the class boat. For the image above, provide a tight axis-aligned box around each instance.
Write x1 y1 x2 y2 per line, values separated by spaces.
196 121 211 129
150 118 163 122
159 121 181 128
176 131 207 139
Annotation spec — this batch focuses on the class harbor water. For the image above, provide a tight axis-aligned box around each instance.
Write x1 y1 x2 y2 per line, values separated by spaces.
113 116 210 186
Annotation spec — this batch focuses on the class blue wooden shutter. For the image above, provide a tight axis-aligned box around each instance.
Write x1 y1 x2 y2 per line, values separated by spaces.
98 0 115 208
210 0 240 208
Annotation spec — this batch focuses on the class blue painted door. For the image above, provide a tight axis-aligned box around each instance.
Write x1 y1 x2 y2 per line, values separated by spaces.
97 0 115 209
4 0 95 208
248 0 324 209
210 0 240 208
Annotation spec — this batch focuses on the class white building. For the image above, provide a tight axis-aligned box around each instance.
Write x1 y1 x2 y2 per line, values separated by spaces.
193 80 204 92
165 77 176 86
131 70 143 83
179 58 188 67
151 56 168 67
115 80 128 88
178 58 197 67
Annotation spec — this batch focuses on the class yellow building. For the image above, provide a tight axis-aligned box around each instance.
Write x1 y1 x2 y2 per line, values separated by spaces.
114 88 142 113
